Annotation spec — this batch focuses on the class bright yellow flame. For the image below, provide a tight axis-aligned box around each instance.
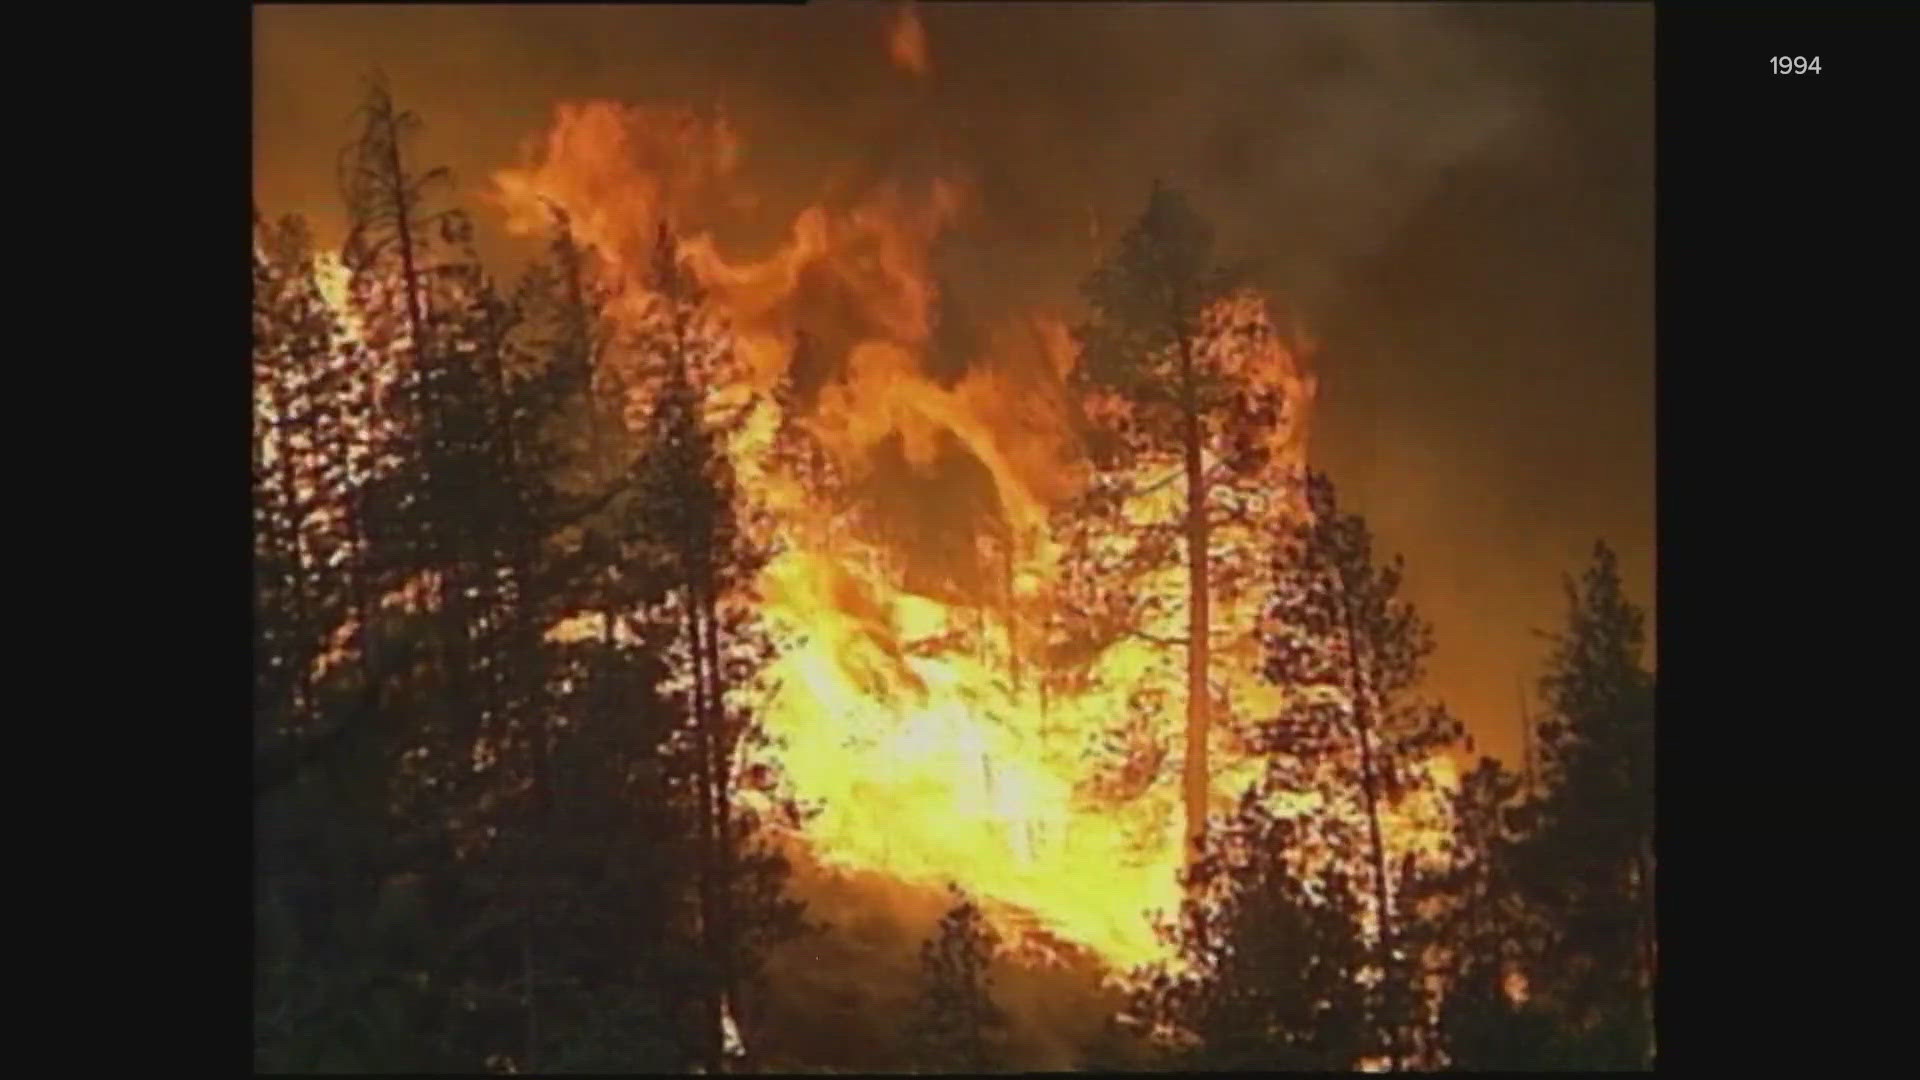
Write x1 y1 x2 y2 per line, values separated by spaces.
490 85 1459 976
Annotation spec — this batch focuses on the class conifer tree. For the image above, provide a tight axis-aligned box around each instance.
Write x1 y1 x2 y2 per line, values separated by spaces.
1401 756 1561 1069
914 888 1008 1072
337 73 492 729
1257 469 1462 1068
1062 184 1307 874
768 330 849 553
626 220 798 1072
1508 542 1656 1065
1132 805 1374 1070
1069 183 1238 870
259 84 802 1073
255 203 449 1070
253 215 330 743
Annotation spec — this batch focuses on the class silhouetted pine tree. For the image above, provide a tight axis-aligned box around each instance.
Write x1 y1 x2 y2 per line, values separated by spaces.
1068 182 1242 870
1132 806 1374 1070
1061 183 1307 876
489 619 708 1073
261 81 589 1072
1507 542 1656 1066
469 211 718 1072
336 72 507 743
769 330 849 553
626 220 800 1073
260 83 785 1072
305 79 495 1060
252 209 410 782
255 210 444 1071
1400 756 1563 1069
913 888 1007 1071
253 214 329 745
1257 469 1463 1068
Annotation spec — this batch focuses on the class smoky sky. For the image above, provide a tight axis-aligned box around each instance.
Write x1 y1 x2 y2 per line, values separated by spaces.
253 1 1654 769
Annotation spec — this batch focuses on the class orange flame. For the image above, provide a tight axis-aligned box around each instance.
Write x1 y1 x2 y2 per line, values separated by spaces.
485 41 1455 974
887 3 932 79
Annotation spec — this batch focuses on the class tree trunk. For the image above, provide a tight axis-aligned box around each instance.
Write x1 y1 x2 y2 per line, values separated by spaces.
1178 331 1211 875
684 586 725 1075
344 319 384 700
1336 567 1403 1071
382 98 430 382
371 93 473 747
701 568 742 1073
1004 533 1021 698
483 300 548 1078
1518 676 1536 799
521 916 540 1072
261 298 317 728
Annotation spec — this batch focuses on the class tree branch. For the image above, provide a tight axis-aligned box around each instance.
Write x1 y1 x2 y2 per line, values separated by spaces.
1124 628 1191 649
1121 466 1187 501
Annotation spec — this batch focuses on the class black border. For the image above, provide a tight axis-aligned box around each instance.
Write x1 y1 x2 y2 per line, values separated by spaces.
1656 7 1900 1071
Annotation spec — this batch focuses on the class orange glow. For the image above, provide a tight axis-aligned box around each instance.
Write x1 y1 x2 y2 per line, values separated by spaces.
888 4 932 79
257 85 1472 976
1504 967 1530 1005
478 32 1459 975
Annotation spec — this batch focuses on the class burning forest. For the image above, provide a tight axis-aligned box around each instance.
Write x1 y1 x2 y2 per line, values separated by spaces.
255 3 1654 1072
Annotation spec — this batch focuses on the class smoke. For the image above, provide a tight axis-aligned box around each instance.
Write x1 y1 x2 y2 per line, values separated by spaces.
488 87 1085 590
883 2 1545 316
1174 5 1543 301
477 3 1532 567
257 3 1546 324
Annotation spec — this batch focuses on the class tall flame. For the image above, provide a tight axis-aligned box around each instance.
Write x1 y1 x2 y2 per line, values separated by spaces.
888 4 932 80
488 70 1454 971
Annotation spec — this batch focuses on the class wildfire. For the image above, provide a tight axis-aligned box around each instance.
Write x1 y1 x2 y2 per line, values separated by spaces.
887 4 932 79
472 22 1459 975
